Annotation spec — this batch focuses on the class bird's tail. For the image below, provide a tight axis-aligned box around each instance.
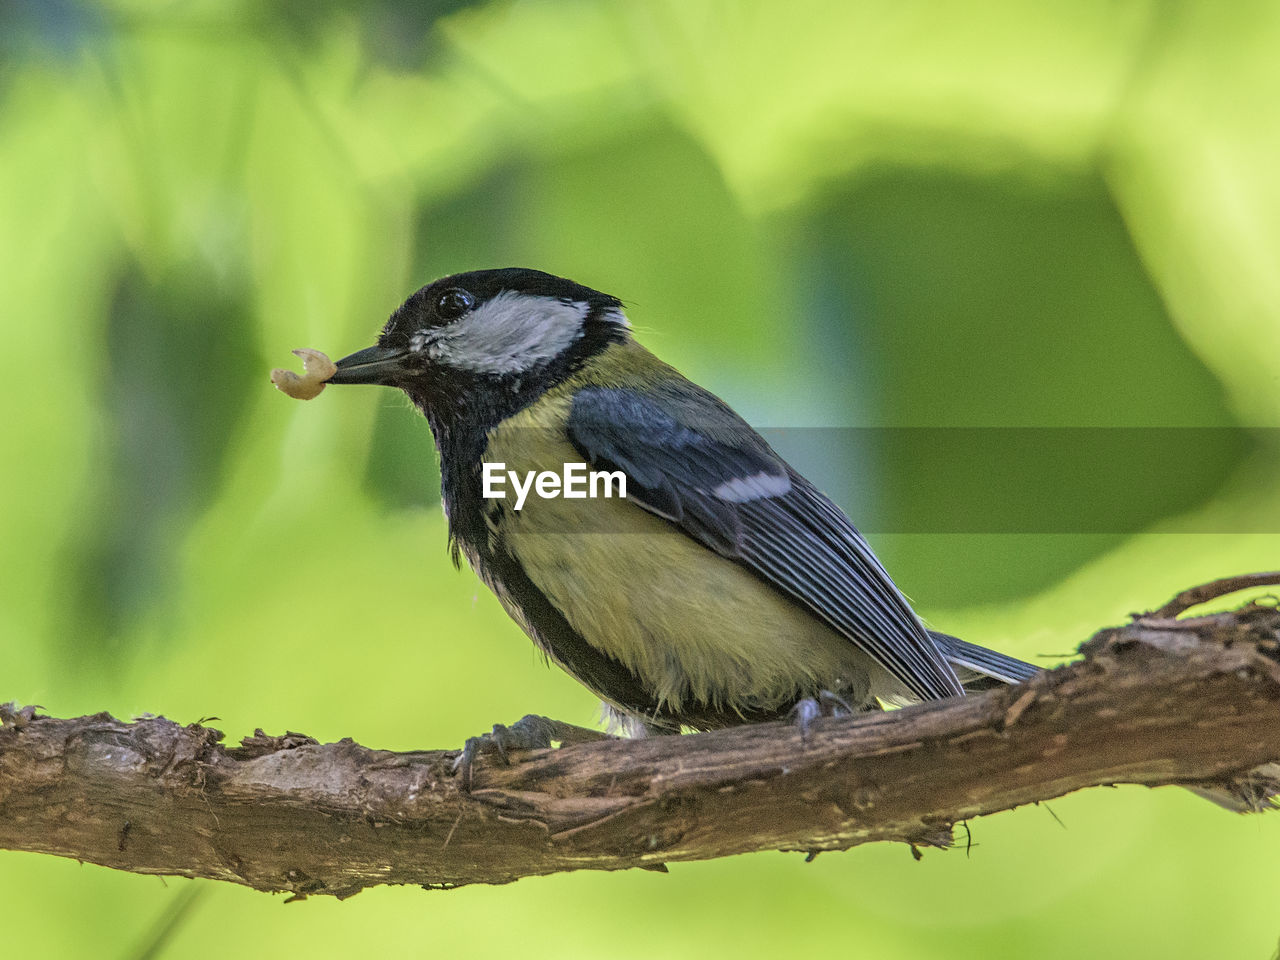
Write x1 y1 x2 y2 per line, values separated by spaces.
928 630 1040 691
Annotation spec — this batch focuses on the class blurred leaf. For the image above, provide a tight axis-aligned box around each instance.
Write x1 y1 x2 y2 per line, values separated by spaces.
59 259 258 653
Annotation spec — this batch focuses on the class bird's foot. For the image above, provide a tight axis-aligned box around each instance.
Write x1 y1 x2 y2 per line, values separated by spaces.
790 690 854 745
452 714 614 790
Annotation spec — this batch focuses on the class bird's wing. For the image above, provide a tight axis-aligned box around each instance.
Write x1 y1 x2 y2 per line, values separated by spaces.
566 384 963 701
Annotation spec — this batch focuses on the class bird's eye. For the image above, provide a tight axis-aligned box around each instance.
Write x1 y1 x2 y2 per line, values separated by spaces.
435 288 474 321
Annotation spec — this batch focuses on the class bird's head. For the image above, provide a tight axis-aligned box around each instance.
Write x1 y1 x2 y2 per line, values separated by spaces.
327 268 630 421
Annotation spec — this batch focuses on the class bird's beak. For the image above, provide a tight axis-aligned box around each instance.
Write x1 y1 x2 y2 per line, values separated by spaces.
326 344 410 386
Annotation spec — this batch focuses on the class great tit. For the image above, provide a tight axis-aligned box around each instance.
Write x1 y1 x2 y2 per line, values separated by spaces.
326 268 1036 751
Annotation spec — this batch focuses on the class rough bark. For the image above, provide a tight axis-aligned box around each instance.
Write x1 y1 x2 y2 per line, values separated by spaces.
2 577 1278 899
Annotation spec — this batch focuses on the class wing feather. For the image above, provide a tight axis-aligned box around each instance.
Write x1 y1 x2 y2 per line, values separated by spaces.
568 385 962 701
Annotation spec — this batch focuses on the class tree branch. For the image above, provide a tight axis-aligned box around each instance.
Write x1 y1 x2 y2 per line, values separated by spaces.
3 576 1279 899
1148 571 1280 618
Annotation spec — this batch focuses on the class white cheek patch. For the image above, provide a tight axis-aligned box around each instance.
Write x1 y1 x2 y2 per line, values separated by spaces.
430 292 591 374
599 306 630 329
713 471 792 502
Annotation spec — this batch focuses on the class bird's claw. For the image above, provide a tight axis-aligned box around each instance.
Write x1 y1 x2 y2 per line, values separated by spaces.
452 715 552 790
451 714 613 790
790 690 854 745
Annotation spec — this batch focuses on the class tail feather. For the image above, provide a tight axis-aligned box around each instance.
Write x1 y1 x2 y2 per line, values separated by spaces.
927 630 1040 690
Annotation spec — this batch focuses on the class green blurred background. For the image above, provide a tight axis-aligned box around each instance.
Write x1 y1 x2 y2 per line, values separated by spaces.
3 0 1280 956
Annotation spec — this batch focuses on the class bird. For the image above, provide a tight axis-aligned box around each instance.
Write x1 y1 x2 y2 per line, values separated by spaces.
324 267 1037 779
